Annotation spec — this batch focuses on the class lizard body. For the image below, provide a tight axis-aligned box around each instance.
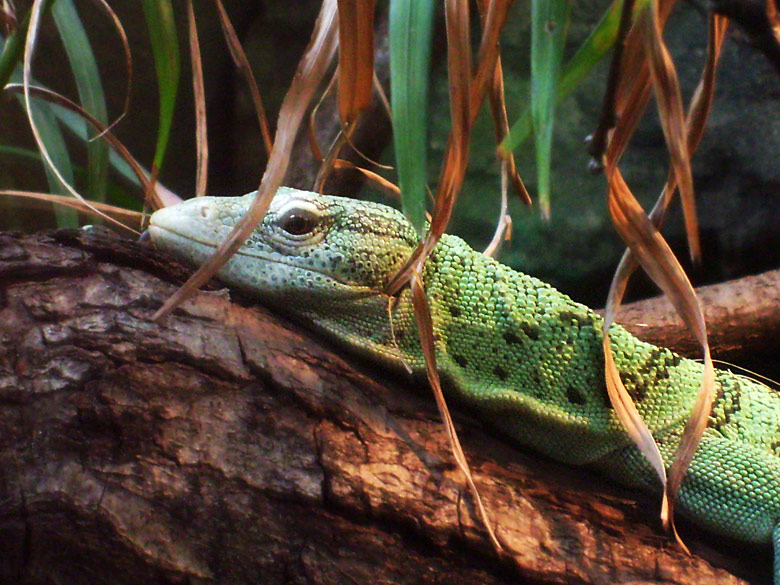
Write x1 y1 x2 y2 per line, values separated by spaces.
149 188 780 581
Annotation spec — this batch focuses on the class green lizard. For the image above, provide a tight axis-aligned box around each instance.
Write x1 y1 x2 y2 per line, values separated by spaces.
148 187 780 582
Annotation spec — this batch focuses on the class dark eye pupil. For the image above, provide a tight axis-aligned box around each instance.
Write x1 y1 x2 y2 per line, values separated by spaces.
282 212 316 235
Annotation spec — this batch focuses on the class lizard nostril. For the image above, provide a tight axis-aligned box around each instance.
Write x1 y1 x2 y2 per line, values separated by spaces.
198 202 214 220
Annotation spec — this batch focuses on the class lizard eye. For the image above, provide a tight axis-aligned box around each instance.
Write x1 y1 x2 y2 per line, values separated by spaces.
279 208 318 236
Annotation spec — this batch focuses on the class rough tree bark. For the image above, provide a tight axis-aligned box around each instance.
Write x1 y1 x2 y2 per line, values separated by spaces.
0 229 776 585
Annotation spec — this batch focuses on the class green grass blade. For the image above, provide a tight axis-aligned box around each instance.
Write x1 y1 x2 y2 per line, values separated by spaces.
389 0 434 236
1 32 140 191
52 0 109 203
530 0 570 219
1 20 77 227
28 99 78 226
502 0 651 154
141 0 180 172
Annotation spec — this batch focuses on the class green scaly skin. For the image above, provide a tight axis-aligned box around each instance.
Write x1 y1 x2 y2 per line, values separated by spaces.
149 188 780 581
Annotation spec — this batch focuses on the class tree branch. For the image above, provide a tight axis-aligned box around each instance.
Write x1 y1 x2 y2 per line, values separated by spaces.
0 229 771 585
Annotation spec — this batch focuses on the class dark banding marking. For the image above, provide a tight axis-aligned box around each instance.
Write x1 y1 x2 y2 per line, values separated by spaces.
711 374 741 431
503 331 522 345
453 353 469 369
637 348 664 377
493 365 508 382
630 381 648 403
520 323 540 341
558 310 591 328
566 385 587 405
619 373 647 403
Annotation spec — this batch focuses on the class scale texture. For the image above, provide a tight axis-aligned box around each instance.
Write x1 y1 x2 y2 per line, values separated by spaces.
149 188 780 582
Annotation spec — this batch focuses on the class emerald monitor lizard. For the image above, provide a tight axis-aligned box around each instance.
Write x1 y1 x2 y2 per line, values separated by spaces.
148 187 780 582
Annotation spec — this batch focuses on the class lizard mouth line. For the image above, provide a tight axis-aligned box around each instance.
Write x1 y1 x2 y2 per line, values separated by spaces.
150 224 379 293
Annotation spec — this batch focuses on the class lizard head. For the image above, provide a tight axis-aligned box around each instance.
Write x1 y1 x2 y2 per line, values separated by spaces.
148 187 419 304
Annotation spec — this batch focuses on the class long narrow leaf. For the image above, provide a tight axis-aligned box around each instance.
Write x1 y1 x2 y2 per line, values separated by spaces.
30 98 77 226
501 0 652 155
641 2 699 261
604 11 727 548
22 0 84 228
6 83 173 214
530 0 570 218
52 0 109 204
389 0 434 235
187 0 208 198
214 0 273 157
1 189 142 227
410 264 502 552
141 0 180 172
337 0 374 128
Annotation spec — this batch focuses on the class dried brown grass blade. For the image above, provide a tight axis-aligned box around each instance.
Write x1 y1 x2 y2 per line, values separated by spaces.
483 162 511 257
307 69 338 163
373 70 391 120
604 164 715 549
153 0 339 321
336 0 374 128
586 0 635 170
1 189 142 229
489 56 530 206
1 0 16 36
4 83 170 209
314 129 347 192
469 0 513 122
86 0 132 136
476 0 530 205
410 264 502 553
333 158 400 199
640 2 699 262
768 0 780 46
214 0 273 157
608 0 677 166
187 0 208 198
387 0 473 296
604 13 727 547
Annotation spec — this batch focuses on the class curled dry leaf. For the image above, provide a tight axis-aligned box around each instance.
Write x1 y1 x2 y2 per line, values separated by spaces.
603 14 729 537
640 2 699 262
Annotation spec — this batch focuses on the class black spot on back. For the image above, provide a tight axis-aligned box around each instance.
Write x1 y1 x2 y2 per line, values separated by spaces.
449 305 461 318
566 385 587 405
453 353 469 368
493 365 508 382
503 331 522 345
520 323 539 341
